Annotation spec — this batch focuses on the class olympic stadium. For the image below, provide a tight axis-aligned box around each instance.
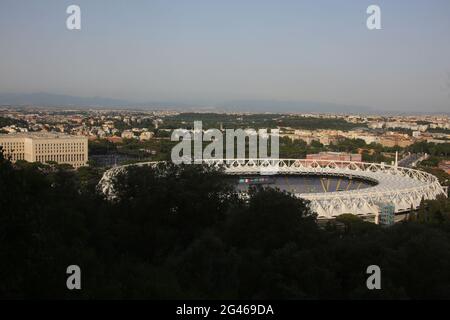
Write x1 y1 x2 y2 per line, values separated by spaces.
99 159 447 221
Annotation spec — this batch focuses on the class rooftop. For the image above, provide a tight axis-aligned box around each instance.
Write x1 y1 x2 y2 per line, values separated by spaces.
0 132 87 140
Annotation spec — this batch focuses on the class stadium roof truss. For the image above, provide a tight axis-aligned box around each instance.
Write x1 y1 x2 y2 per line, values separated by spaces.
99 159 447 219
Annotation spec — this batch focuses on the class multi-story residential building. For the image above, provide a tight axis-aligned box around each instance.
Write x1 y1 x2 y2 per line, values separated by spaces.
306 152 362 162
378 136 414 148
319 135 343 146
0 132 88 168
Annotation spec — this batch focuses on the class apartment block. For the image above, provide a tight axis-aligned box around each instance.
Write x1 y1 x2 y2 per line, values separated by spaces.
306 152 362 162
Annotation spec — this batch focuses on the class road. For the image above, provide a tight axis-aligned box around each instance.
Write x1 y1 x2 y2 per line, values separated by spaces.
398 153 427 168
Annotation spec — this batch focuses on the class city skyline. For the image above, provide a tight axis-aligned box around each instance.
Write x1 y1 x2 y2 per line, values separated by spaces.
1 0 450 112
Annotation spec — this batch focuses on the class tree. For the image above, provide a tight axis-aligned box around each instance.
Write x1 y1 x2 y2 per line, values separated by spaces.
225 187 318 252
2 146 450 299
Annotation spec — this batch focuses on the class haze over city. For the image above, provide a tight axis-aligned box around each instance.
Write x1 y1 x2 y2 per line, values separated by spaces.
1 0 450 112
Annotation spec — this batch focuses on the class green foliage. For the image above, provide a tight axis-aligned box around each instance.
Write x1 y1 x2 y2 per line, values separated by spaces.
160 113 364 131
427 128 450 134
408 141 450 157
328 138 366 153
225 187 317 253
0 116 28 128
161 113 279 130
418 167 450 187
416 196 450 225
278 117 365 131
89 138 178 163
89 139 117 155
335 214 378 234
1 148 450 299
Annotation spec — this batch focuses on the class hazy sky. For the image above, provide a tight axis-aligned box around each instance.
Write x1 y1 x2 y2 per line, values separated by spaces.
1 0 450 112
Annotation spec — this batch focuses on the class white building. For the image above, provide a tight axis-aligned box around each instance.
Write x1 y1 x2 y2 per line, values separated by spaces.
139 131 154 141
121 130 136 139
0 132 88 168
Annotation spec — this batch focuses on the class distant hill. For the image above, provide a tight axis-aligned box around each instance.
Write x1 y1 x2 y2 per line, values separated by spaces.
2 92 443 115
0 93 131 107
0 92 206 110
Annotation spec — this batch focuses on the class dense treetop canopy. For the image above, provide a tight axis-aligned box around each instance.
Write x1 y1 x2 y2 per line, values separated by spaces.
1 148 450 299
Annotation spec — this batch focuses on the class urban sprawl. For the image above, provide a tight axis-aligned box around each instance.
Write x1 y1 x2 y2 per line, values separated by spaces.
0 107 449 175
